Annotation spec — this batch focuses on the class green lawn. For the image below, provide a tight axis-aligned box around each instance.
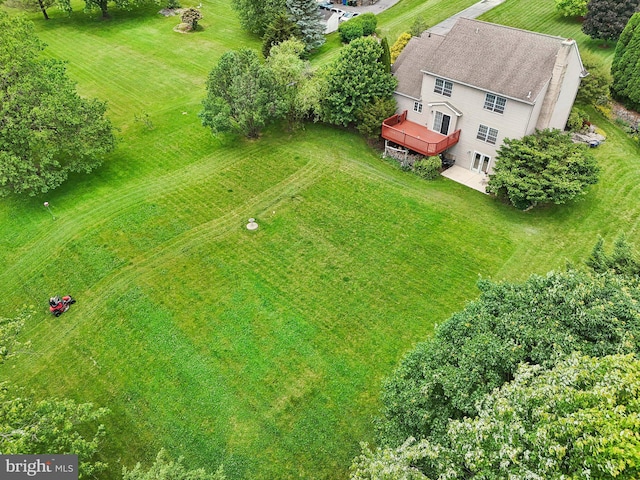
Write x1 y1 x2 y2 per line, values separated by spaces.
1 0 639 478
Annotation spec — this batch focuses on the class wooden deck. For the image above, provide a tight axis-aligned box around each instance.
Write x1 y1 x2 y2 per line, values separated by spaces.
382 111 460 157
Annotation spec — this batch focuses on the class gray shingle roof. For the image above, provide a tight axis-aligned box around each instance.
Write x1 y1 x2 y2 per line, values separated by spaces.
392 33 445 100
394 18 573 103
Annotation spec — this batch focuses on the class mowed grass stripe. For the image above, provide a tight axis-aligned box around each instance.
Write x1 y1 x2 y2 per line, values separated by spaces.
479 0 617 63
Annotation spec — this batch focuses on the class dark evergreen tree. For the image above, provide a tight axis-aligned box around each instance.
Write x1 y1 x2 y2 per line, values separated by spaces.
262 13 301 57
581 0 640 42
611 13 640 110
379 37 391 73
286 0 325 52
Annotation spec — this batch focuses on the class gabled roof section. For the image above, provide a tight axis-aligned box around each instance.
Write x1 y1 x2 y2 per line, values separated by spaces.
422 18 572 103
392 32 445 100
393 18 580 104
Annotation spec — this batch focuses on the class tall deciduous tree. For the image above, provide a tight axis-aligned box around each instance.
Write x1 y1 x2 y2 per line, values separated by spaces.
2 0 69 20
0 13 115 197
611 13 640 110
323 37 397 127
286 0 325 53
123 449 226 480
266 38 319 129
486 129 599 210
581 0 640 42
200 49 284 138
57 0 159 18
232 0 286 35
377 268 640 446
354 354 640 479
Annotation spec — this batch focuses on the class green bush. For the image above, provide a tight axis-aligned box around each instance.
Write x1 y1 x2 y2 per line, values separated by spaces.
566 107 590 132
357 13 377 36
338 21 364 43
338 13 377 43
413 156 441 180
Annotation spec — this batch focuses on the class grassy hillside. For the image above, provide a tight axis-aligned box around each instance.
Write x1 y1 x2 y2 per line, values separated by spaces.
1 0 639 478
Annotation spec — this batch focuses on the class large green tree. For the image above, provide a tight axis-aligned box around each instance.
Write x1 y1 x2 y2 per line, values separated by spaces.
611 13 640 111
0 13 115 197
581 0 640 42
486 129 599 210
56 0 159 18
286 0 325 53
323 37 397 127
200 48 284 138
266 38 320 129
354 353 640 479
2 0 69 20
123 449 226 480
232 0 286 35
377 267 640 446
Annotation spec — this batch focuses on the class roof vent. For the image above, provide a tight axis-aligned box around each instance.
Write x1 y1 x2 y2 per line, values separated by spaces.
527 91 532 99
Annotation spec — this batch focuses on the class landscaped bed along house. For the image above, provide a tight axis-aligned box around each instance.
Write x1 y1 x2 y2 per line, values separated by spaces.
383 18 586 181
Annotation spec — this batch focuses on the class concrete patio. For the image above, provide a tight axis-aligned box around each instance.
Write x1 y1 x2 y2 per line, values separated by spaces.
441 166 489 194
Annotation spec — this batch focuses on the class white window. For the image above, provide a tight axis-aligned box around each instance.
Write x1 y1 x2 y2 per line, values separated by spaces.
477 124 498 144
413 101 423 113
434 78 453 97
484 93 506 114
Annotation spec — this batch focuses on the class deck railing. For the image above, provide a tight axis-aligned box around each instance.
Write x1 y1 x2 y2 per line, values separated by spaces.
382 112 461 157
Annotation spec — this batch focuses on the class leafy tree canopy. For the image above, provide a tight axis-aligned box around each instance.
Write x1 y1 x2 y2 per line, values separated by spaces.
377 267 640 446
581 0 640 42
0 385 109 479
322 37 396 126
2 0 67 20
354 353 640 479
266 38 319 129
611 13 640 111
122 449 226 480
200 48 285 138
576 51 611 105
232 0 286 35
0 13 115 197
486 129 599 210
555 0 588 17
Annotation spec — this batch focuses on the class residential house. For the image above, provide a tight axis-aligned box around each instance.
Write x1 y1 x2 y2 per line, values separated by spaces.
382 18 586 179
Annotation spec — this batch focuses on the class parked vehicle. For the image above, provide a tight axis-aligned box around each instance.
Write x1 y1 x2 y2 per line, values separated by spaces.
318 1 332 9
330 7 346 16
339 11 359 21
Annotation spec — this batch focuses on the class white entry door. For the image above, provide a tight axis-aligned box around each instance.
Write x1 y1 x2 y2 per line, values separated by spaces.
471 152 491 173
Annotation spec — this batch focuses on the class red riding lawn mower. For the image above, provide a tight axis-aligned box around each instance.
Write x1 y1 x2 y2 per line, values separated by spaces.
49 295 76 317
